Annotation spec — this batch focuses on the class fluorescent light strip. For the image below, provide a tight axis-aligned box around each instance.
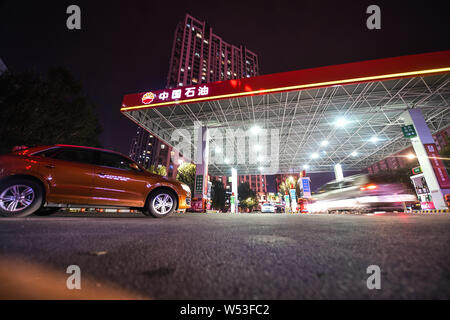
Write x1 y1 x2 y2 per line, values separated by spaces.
121 67 450 112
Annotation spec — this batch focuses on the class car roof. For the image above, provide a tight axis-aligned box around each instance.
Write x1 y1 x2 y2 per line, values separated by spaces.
19 144 129 159
10 144 147 172
54 144 124 154
325 174 368 184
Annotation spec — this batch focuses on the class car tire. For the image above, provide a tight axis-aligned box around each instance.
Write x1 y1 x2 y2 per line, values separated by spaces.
143 189 178 218
34 207 60 216
0 178 44 218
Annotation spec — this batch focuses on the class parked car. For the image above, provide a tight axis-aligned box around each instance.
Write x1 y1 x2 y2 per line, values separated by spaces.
308 174 416 213
261 202 275 213
0 145 191 218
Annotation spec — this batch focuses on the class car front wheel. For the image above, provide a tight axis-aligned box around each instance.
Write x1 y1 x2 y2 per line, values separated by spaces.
0 178 44 218
143 189 177 218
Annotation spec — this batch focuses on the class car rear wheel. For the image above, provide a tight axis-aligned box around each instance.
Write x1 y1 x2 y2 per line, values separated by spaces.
0 178 44 218
143 189 177 218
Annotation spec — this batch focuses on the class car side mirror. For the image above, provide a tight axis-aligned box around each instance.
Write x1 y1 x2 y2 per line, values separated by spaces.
130 163 141 172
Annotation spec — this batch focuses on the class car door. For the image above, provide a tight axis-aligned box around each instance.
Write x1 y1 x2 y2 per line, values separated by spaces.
37 147 96 205
91 151 149 207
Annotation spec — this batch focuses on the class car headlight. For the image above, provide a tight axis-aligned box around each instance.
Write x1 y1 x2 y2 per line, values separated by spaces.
181 184 191 193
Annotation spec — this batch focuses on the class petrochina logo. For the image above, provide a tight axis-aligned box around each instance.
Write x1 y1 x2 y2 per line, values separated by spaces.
142 92 155 105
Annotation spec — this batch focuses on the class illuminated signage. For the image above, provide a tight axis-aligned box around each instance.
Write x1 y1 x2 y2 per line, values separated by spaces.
142 92 155 105
195 175 204 195
290 189 297 212
424 144 450 189
401 125 417 138
122 67 450 112
301 178 312 199
412 166 422 175
138 86 210 108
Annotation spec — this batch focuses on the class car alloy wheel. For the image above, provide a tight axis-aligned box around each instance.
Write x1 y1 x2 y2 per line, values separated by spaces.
152 193 174 215
0 184 35 213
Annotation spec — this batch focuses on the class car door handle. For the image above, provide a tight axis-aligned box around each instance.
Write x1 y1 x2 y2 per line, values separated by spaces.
45 164 55 169
98 172 107 176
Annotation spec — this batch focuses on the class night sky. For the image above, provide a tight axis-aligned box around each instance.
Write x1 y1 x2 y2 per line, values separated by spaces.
1 0 449 156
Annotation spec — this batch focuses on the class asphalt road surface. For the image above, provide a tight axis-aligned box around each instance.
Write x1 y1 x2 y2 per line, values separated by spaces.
0 212 449 299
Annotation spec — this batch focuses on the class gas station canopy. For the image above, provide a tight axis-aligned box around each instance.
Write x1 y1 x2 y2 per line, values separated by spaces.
121 51 450 176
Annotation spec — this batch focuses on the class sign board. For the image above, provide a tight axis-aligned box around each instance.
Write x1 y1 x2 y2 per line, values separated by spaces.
301 177 312 199
284 195 290 206
290 189 296 200
195 175 204 195
136 86 211 107
424 144 450 189
207 182 212 199
290 189 297 212
412 166 422 175
231 168 238 213
401 125 417 138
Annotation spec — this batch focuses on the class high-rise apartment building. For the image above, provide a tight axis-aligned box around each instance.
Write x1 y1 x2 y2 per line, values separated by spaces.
239 175 268 194
0 57 7 75
129 127 154 169
167 14 259 88
130 13 260 181
129 127 183 179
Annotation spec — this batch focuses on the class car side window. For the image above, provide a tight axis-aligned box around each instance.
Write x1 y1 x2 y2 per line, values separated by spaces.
97 152 140 172
342 181 354 188
323 182 338 192
33 148 61 158
52 148 96 165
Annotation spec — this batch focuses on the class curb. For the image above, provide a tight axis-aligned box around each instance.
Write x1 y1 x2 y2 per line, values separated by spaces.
407 209 449 214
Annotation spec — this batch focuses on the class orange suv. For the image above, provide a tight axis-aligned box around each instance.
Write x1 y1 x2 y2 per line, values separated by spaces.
0 145 191 218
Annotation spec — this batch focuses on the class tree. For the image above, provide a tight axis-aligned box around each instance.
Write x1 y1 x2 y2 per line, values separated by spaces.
278 176 301 198
238 182 258 211
147 165 167 177
240 197 259 212
211 179 225 210
238 182 255 201
176 162 196 194
279 181 289 196
0 67 102 154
